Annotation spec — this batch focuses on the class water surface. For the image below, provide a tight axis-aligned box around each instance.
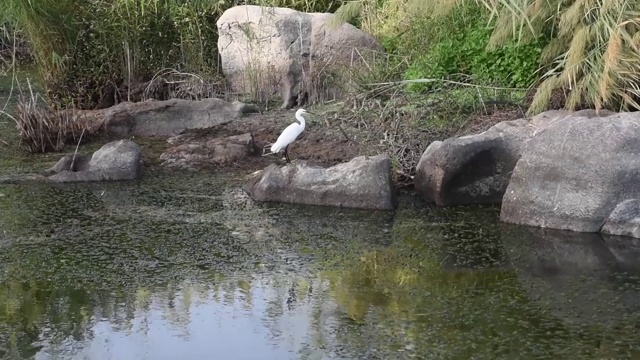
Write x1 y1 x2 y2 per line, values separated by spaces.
1 172 640 359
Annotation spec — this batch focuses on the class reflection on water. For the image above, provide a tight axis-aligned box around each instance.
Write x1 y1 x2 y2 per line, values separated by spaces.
1 172 640 359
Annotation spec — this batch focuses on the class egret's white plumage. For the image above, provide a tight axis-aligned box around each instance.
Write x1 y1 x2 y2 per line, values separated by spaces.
271 108 307 153
269 108 308 163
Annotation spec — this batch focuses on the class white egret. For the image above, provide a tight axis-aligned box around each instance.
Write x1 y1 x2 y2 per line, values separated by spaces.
268 108 310 163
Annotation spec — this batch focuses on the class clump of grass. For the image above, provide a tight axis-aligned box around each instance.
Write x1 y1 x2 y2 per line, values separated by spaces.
8 80 90 153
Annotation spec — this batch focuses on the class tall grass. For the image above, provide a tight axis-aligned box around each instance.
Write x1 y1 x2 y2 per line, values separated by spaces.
8 0 637 114
2 0 344 110
479 0 640 114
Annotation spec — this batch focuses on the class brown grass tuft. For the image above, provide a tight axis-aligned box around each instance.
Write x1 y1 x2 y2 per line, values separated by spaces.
599 30 622 107
560 25 590 88
13 90 89 153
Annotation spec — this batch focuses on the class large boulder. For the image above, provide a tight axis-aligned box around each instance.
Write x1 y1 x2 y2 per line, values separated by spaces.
216 5 382 109
414 119 533 206
60 98 259 139
160 133 256 170
501 110 640 232
245 154 396 210
46 140 142 182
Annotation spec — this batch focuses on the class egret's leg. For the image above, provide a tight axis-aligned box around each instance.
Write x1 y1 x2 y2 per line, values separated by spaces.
284 145 291 164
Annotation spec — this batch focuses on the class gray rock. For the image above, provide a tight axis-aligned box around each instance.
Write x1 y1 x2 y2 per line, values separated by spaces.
501 110 640 232
414 119 532 206
48 140 142 182
245 154 396 210
160 133 256 170
528 108 616 131
104 98 259 138
42 154 90 176
57 98 259 140
217 5 382 109
601 199 640 238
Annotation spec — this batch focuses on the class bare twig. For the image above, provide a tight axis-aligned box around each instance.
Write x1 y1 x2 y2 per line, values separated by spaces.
70 128 86 170
1 25 18 113
366 78 527 91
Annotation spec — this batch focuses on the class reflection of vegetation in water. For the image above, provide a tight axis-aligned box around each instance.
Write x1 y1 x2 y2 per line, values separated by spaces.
0 272 98 358
2 176 640 359
320 226 520 357
0 176 311 358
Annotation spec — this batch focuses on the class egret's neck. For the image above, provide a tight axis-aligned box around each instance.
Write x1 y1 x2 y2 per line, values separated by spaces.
295 113 306 127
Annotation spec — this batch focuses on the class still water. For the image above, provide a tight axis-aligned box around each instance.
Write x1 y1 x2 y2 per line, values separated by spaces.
1 172 640 359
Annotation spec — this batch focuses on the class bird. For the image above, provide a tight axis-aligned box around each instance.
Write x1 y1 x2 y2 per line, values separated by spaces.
267 108 310 163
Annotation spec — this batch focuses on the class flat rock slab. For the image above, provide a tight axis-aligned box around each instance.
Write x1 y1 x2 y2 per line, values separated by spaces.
61 98 260 139
160 133 256 170
245 154 396 210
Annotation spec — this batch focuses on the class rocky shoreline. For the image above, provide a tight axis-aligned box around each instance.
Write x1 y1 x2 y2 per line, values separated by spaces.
3 4 640 240
5 98 640 242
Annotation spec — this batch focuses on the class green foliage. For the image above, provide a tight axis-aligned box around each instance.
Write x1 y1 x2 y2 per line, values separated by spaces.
399 4 545 93
470 40 543 89
337 0 640 114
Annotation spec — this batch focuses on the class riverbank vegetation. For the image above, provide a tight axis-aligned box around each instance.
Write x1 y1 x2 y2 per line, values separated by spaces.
2 0 639 183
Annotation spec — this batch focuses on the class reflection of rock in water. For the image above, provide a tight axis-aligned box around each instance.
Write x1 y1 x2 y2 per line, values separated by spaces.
503 225 640 327
263 200 395 247
393 203 508 271
95 175 280 243
218 187 282 243
602 235 640 272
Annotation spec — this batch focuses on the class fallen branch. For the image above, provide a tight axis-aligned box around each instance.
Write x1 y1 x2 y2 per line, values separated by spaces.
365 78 527 91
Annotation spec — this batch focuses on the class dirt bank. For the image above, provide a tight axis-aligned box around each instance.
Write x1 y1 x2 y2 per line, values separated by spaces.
169 107 369 170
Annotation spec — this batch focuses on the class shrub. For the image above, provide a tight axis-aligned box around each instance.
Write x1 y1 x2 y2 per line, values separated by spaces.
329 0 534 186
333 1 546 93
398 3 545 92
12 86 89 153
